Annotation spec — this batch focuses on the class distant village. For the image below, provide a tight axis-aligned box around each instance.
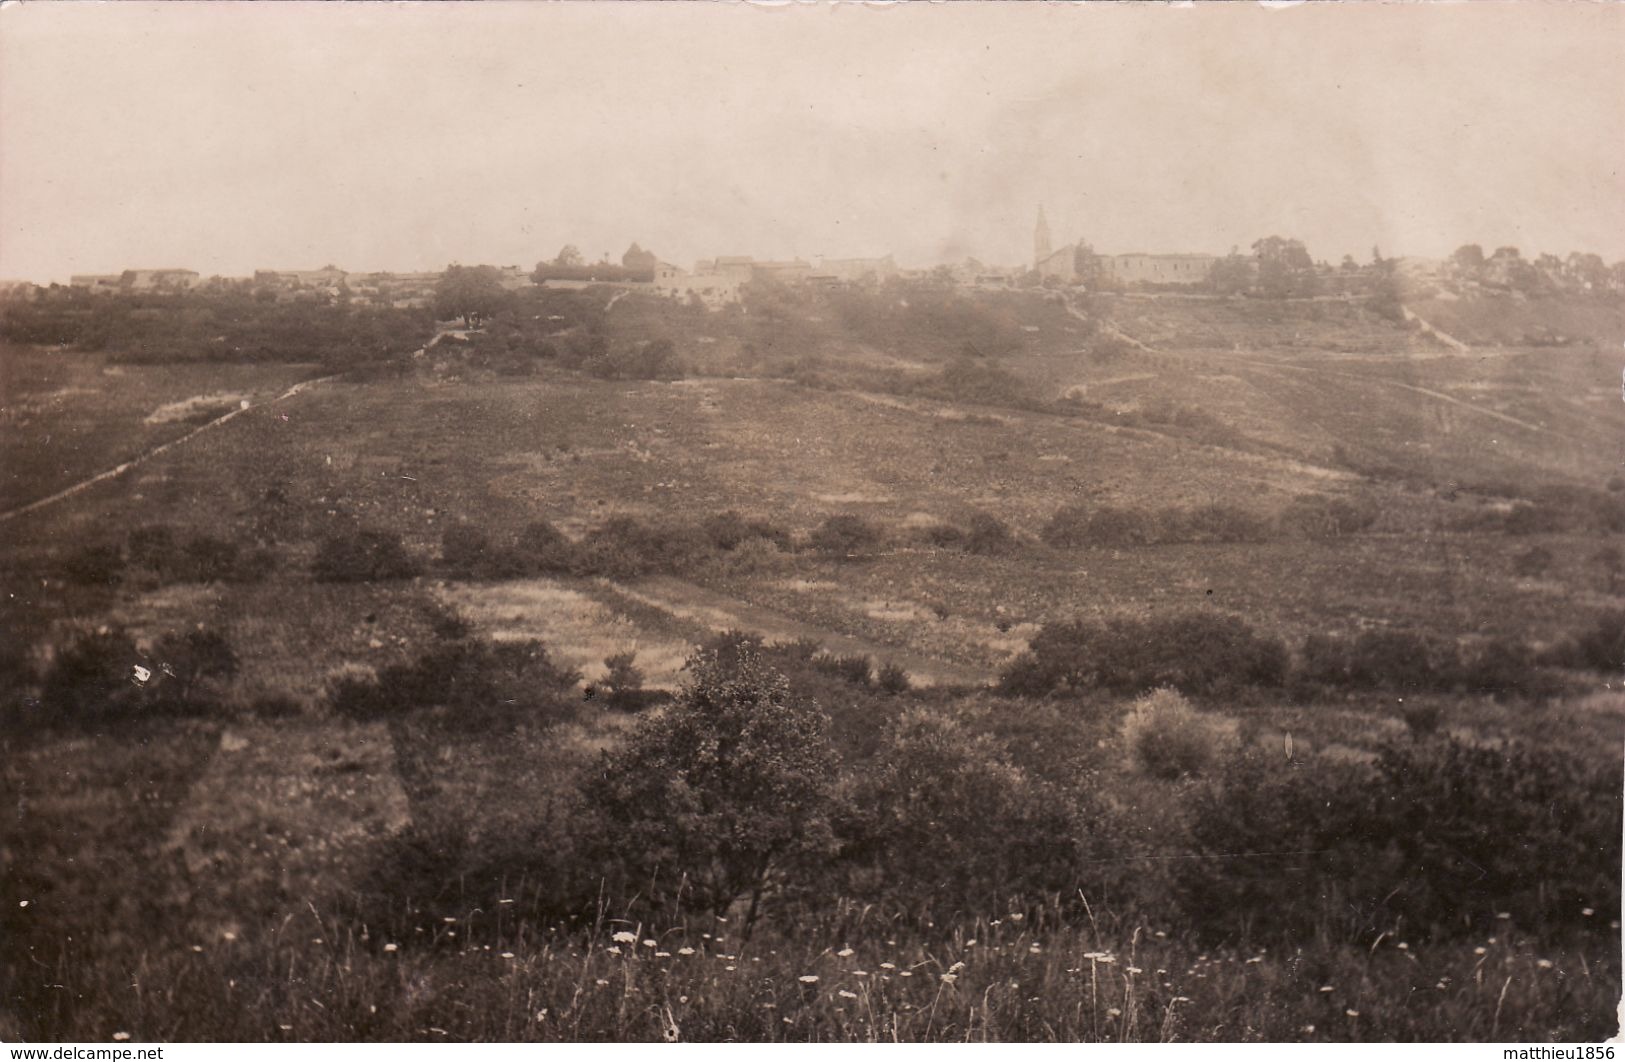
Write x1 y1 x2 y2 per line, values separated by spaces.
10 205 1620 306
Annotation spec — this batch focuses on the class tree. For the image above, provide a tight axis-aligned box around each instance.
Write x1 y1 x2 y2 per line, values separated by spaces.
1449 244 1486 281
1565 252 1610 293
1252 236 1316 298
581 647 836 926
1208 253 1254 296
554 245 584 268
433 265 508 327
621 243 657 271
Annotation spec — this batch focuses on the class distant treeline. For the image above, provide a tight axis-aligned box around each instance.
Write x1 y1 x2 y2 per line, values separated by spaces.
0 288 431 366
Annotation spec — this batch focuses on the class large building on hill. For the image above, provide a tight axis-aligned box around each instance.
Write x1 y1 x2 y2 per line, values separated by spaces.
1032 208 1215 287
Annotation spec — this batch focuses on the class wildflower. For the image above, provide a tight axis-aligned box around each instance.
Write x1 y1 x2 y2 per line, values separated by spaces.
18 901 28 908
223 931 237 942
678 996 688 1004
535 1009 547 1023
1396 942 1409 950
1474 947 1487 956
606 946 622 955
1345 1009 1360 1018
500 898 515 905
836 946 856 958
1009 913 1024 923
1126 966 1143 975
1582 908 1595 917
1172 996 1191 1003
1107 1007 1122 1017
726 965 736 971
950 960 966 972
643 939 658 948
965 939 977 947
595 979 609 987
500 952 515 959
112 1033 131 1042
678 947 695 956
799 974 819 984
1496 912 1511 920
1302 1025 1315 1034
383 943 399 953
1154 930 1167 939
1613 922 1621 930
278 1025 292 1032
855 970 869 977
839 989 858 999
900 970 913 977
190 945 203 953
1245 956 1261 964
1536 959 1554 970
1435 982 1448 990
1028 943 1041 955
612 931 637 944
443 917 457 924
1487 937 1498 945
940 973 958 984
656 951 671 958
880 962 897 970
1319 985 1334 993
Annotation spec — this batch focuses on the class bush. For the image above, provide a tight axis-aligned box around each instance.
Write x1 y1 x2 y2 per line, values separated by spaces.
1178 740 1622 944
57 543 124 587
834 709 1084 918
875 661 911 696
1512 546 1555 578
1555 608 1625 673
812 651 873 688
702 510 791 552
440 524 527 580
1120 687 1238 780
809 514 883 557
1000 611 1288 698
152 627 238 704
572 516 709 578
1279 494 1379 538
39 627 144 723
312 529 420 583
1344 629 1459 692
962 512 1014 555
579 646 837 923
329 637 580 733
516 520 576 574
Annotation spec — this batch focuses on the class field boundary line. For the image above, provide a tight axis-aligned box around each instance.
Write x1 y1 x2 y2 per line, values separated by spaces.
0 373 341 523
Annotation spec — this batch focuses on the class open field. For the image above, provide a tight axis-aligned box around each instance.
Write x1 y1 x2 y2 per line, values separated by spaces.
3 287 1623 1042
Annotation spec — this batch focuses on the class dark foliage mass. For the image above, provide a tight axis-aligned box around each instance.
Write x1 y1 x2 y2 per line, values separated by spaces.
1178 741 1622 944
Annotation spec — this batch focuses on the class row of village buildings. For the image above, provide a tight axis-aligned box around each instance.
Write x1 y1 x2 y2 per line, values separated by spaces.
62 252 907 309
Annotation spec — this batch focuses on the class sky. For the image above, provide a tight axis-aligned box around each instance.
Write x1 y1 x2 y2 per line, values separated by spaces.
1 1 1622 283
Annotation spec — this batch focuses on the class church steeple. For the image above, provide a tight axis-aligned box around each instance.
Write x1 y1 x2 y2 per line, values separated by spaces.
1034 205 1053 268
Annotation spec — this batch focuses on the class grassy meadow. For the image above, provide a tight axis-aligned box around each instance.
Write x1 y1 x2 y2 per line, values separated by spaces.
2 284 1622 1041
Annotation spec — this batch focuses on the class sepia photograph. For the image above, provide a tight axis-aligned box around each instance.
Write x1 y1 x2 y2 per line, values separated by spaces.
1 0 1622 1045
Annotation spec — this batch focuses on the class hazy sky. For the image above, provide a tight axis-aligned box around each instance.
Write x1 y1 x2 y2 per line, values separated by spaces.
2 1 1622 282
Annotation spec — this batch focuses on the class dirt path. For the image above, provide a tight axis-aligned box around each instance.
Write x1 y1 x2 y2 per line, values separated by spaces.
0 373 340 523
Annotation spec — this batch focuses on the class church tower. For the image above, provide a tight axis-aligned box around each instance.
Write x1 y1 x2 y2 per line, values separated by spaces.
1034 205 1053 269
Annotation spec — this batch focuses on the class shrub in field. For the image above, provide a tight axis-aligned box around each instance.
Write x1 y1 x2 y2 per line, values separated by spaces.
1178 739 1622 944
1457 635 1543 698
875 661 911 696
1594 544 1623 593
57 543 124 587
812 651 873 688
516 519 576 574
39 627 145 723
835 709 1084 918
329 636 580 733
580 647 837 923
126 525 178 573
1552 608 1625 674
312 529 420 583
1178 503 1273 544
572 516 709 578
1120 687 1238 780
1512 546 1555 578
702 510 791 552
1000 611 1287 698
1400 701 1443 738
1083 505 1160 547
152 628 239 705
1344 630 1460 692
440 524 527 580
809 514 883 557
1040 504 1092 548
962 511 1015 555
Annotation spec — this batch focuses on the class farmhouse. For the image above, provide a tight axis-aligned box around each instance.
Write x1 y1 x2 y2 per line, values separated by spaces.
654 262 741 307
